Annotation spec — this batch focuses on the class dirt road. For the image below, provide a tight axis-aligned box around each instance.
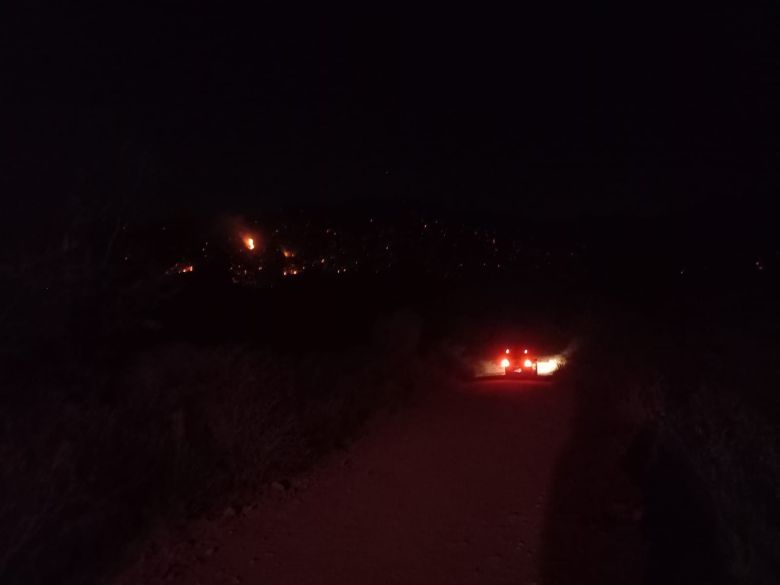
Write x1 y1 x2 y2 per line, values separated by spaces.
118 378 641 584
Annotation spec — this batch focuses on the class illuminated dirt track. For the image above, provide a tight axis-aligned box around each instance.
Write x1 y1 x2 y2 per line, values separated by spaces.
117 379 642 585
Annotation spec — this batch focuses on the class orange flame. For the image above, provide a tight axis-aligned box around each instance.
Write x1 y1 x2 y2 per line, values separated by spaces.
241 234 257 251
166 262 194 275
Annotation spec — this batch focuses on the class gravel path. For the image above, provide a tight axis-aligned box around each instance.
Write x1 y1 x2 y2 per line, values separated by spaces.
117 378 637 584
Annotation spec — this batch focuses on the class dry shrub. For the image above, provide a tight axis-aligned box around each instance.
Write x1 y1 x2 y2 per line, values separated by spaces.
664 386 780 584
0 336 443 585
619 378 666 428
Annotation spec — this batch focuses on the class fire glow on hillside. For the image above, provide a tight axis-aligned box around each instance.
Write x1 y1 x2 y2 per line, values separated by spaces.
166 262 195 275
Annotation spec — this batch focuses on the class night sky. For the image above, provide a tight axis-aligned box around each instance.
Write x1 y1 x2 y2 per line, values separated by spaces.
4 5 780 231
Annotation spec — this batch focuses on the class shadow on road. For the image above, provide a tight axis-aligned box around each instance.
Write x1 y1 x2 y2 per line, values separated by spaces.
539 373 645 585
539 364 731 584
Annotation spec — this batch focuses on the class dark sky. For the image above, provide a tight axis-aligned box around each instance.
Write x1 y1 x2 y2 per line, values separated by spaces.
4 5 780 227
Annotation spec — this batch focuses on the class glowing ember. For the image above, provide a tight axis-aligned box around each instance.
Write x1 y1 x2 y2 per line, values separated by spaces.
166 262 195 275
245 237 255 250
282 247 295 258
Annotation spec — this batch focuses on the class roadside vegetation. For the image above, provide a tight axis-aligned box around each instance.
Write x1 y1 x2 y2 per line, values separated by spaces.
0 214 449 584
580 284 780 585
0 320 447 585
4 340 448 584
